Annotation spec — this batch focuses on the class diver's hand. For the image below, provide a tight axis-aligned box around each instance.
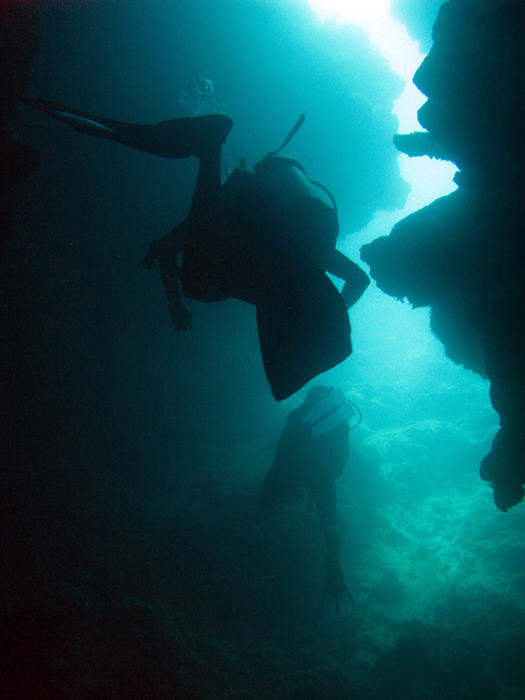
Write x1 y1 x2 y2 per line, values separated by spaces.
171 305 192 332
142 241 166 269
142 252 156 269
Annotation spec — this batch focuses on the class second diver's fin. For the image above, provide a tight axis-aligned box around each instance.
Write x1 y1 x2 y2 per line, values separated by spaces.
256 268 351 401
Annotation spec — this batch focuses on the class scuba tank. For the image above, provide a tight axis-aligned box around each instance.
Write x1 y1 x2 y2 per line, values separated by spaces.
301 387 362 436
252 115 340 255
221 114 340 263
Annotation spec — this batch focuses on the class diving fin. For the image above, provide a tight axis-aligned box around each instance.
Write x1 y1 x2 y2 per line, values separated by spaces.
22 97 124 138
22 97 233 158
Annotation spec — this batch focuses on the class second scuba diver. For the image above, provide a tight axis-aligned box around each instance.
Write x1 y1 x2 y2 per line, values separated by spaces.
260 385 357 614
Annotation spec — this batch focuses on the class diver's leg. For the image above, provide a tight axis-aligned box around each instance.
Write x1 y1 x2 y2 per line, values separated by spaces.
311 478 337 535
189 144 222 221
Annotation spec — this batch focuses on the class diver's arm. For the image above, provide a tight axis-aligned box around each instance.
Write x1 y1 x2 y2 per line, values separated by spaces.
326 250 370 309
142 220 188 268
158 255 191 332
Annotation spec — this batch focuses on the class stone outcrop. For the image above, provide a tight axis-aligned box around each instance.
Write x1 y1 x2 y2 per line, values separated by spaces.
361 0 525 510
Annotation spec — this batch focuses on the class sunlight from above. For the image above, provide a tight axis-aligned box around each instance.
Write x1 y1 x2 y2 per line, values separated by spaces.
308 0 426 131
307 0 457 207
308 0 422 83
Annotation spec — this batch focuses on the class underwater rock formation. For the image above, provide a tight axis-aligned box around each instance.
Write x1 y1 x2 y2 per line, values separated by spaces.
390 0 443 52
361 0 525 511
0 0 40 251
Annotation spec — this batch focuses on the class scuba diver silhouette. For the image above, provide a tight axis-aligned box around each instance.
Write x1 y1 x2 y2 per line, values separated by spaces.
260 385 358 615
22 98 369 399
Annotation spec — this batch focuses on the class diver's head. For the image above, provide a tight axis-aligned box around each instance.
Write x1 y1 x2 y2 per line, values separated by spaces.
305 385 332 406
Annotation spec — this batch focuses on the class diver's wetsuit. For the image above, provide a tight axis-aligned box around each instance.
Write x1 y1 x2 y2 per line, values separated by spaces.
259 387 352 613
24 97 369 399
260 397 349 530
150 164 369 399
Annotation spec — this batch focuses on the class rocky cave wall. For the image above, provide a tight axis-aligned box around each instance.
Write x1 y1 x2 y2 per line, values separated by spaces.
361 0 525 511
